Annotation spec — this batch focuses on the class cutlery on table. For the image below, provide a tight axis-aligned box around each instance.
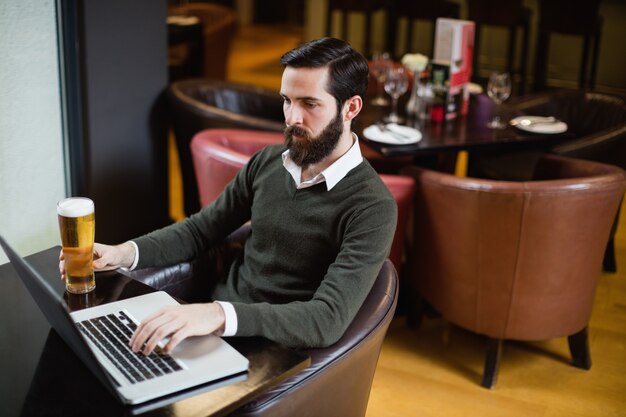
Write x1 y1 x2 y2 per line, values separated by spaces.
376 123 414 142
510 116 558 127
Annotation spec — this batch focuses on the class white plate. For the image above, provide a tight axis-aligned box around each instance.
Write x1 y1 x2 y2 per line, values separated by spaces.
510 116 568 134
363 123 422 145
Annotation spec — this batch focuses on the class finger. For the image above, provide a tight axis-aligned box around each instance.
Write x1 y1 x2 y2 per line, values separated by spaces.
129 314 161 351
93 256 119 271
92 246 111 270
92 257 111 270
142 321 184 356
130 311 174 352
131 307 173 341
59 250 66 280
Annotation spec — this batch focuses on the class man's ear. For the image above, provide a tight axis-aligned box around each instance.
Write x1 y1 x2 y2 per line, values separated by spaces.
343 95 363 122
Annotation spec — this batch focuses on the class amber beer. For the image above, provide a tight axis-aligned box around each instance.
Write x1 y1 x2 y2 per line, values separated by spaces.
57 197 96 294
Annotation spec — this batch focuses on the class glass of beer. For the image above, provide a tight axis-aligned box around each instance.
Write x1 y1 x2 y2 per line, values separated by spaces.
57 197 96 294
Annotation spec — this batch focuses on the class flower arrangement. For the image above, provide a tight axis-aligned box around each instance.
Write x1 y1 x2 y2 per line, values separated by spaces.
401 53 429 73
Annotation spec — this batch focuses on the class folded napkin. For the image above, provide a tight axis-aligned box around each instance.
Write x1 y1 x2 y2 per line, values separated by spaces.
363 123 422 145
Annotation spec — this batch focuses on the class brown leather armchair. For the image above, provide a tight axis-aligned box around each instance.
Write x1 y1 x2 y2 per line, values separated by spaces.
402 154 626 388
126 223 399 416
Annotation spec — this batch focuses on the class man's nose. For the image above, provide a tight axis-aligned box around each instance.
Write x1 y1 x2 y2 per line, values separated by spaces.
285 105 303 126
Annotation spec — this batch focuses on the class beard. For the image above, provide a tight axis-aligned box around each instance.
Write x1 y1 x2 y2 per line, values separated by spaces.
284 110 344 167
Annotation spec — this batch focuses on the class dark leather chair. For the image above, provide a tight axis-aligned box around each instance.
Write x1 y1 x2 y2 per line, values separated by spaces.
402 154 626 388
126 223 399 416
469 89 626 271
190 128 415 275
168 79 285 215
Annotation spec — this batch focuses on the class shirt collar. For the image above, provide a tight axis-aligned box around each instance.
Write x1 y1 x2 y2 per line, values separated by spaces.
282 133 363 190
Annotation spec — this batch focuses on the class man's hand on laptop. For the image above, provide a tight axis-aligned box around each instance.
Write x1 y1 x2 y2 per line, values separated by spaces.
129 303 226 355
59 242 136 280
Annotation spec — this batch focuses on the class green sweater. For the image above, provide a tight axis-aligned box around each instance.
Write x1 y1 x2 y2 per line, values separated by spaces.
134 144 397 348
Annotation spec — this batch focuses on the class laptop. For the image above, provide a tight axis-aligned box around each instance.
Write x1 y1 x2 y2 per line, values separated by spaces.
0 235 249 406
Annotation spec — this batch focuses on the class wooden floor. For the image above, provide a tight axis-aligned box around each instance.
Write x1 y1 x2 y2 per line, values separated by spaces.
171 24 626 417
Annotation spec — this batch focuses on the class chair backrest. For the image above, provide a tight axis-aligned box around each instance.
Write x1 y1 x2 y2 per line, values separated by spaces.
190 129 284 207
511 90 626 171
403 154 625 340
168 79 284 215
513 90 626 136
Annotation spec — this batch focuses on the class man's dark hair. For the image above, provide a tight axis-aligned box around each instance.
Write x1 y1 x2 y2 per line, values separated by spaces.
280 37 369 110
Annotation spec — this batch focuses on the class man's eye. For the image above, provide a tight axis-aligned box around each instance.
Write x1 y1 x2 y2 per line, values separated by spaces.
304 102 318 108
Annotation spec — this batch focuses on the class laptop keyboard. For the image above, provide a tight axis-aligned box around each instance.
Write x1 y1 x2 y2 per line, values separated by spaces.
77 310 184 384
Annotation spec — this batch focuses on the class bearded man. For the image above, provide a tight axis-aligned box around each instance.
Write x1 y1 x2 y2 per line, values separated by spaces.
60 38 397 353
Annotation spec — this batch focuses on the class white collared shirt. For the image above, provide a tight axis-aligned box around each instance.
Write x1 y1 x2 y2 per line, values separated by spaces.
282 133 364 190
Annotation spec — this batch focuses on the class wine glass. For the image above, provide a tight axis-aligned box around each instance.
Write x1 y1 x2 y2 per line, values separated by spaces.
371 52 392 106
384 66 409 123
486 72 512 129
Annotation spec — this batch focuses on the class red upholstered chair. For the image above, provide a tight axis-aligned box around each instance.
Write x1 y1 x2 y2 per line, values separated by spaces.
379 174 415 273
190 129 283 207
402 155 626 388
190 129 414 274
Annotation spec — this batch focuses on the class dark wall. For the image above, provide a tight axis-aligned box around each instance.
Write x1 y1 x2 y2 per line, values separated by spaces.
60 0 171 244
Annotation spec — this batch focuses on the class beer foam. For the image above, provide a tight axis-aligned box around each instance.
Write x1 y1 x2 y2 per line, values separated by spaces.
57 198 94 217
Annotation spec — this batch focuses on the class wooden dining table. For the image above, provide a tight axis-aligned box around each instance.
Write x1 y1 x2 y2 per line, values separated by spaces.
357 93 573 159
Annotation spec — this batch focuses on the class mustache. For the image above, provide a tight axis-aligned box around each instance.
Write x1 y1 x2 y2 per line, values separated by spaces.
284 125 311 141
